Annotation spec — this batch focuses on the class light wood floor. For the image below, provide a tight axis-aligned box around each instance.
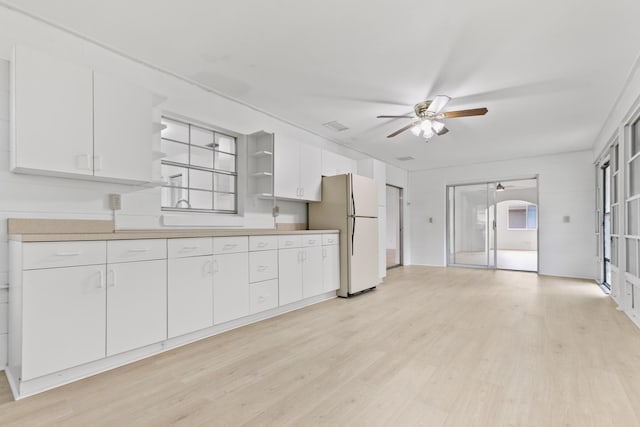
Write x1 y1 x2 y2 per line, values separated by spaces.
1 266 639 426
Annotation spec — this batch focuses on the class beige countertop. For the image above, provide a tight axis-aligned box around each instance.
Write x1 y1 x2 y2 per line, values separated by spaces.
10 228 340 242
7 218 338 242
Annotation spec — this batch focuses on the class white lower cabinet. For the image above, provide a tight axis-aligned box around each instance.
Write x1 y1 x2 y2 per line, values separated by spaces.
322 237 340 292
213 252 250 324
250 279 278 314
106 260 167 356
278 247 303 305
22 265 106 380
302 246 324 298
168 255 214 338
9 232 338 398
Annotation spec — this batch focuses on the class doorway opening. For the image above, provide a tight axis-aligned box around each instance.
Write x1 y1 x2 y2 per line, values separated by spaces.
447 177 538 272
386 185 403 269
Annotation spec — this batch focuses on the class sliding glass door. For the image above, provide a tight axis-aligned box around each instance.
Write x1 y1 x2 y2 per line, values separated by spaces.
447 183 496 267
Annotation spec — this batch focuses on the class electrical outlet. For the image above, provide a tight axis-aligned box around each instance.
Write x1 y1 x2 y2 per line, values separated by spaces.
109 194 122 211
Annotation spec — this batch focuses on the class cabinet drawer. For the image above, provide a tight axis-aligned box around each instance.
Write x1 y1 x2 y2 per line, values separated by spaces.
249 279 278 314
302 234 322 247
249 235 278 251
23 241 106 270
322 234 339 246
107 239 166 263
278 235 302 249
213 236 248 254
168 237 213 258
249 250 278 283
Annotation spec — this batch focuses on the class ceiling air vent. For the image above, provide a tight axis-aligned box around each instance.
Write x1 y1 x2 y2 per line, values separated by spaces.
322 121 349 132
396 156 415 161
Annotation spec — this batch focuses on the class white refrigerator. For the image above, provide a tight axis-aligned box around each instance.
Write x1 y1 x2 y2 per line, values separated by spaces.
309 174 380 297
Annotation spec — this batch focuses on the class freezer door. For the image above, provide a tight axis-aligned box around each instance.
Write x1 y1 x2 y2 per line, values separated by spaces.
349 174 378 218
348 216 380 294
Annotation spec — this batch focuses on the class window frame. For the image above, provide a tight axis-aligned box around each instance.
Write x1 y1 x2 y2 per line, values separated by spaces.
160 116 239 214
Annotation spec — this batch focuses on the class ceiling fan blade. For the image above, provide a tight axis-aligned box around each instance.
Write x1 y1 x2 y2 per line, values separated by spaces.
427 95 451 114
441 107 488 119
376 115 414 119
387 121 419 138
436 126 449 136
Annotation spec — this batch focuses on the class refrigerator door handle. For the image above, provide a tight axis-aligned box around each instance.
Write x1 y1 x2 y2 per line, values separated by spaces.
351 216 356 256
350 176 356 217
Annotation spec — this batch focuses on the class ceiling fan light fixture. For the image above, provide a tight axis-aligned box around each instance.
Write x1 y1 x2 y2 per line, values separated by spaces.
431 120 445 133
411 125 422 136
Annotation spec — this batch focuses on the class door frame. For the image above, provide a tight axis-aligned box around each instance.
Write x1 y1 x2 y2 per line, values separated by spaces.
601 161 612 289
446 175 539 272
386 184 404 269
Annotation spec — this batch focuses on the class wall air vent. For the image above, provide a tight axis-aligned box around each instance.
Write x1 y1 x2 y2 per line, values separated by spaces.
322 121 349 132
396 156 415 161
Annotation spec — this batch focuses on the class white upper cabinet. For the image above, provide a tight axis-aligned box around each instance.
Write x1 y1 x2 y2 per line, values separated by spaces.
274 136 322 201
93 72 152 182
11 46 154 184
12 45 94 176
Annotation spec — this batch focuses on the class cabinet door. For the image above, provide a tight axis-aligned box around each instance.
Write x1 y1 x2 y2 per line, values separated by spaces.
213 252 249 324
168 256 213 338
323 245 340 292
22 265 106 380
106 260 167 356
302 246 324 298
273 136 300 199
12 46 93 176
299 144 322 201
93 72 152 182
278 248 303 305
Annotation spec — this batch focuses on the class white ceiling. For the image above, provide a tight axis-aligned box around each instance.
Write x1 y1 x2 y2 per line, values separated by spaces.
5 0 640 170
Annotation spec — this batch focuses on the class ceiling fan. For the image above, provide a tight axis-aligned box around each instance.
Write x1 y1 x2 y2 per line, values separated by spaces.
377 95 488 139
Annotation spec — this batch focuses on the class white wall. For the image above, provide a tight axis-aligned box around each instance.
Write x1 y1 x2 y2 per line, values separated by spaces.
0 7 369 367
407 150 595 279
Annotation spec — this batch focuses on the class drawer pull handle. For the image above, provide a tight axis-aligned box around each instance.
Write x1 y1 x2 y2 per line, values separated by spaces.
308 240 316 244
257 265 268 272
286 241 293 246
180 246 199 251
258 242 267 247
223 244 238 250
128 248 151 253
107 270 116 287
98 270 105 288
258 296 266 303
55 251 81 256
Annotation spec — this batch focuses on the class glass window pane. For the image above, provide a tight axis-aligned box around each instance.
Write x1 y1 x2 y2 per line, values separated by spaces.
527 205 537 229
614 144 619 172
161 164 188 188
214 192 235 211
162 140 189 165
612 174 618 204
162 118 189 143
214 151 236 173
611 236 618 266
190 146 214 169
509 207 526 229
631 157 640 197
216 133 236 154
189 189 213 210
191 126 215 148
628 200 639 236
612 204 619 235
214 173 235 193
633 120 640 157
626 239 638 276
189 169 213 191
162 186 188 209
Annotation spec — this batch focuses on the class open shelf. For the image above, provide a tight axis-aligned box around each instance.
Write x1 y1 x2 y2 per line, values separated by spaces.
252 171 273 177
